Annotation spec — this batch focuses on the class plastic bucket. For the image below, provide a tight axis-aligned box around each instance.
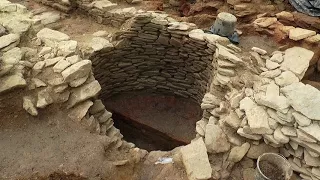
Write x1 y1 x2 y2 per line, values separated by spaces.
255 153 293 180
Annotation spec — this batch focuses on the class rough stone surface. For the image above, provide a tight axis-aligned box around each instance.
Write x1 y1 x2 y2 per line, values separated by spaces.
0 33 20 50
0 74 26 93
180 138 212 180
275 71 299 87
205 119 230 153
281 82 320 120
228 142 250 162
67 80 101 108
292 112 311 127
281 47 314 79
274 126 289 144
61 60 92 83
53 60 71 73
36 89 53 108
299 124 320 142
246 143 279 159
68 100 93 122
91 37 113 51
240 97 272 134
289 28 316 41
23 96 38 116
37 28 70 42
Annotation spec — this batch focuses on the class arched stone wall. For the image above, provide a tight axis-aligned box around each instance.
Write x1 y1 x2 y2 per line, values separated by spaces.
90 13 216 103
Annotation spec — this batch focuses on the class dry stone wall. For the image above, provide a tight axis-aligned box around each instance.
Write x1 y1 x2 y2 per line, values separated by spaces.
90 12 223 103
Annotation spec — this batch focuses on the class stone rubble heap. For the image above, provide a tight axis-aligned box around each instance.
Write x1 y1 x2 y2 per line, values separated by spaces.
195 44 320 179
0 0 32 94
253 11 320 44
35 0 141 27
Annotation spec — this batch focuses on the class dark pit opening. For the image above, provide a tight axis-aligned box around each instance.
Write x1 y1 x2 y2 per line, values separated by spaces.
102 91 202 151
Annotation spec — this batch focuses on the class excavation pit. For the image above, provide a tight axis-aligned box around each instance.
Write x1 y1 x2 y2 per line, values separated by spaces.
102 92 202 151
90 17 216 151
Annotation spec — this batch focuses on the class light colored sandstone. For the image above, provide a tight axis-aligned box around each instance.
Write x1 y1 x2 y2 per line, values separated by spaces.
23 96 38 116
270 53 283 63
253 17 277 28
0 74 26 93
91 37 113 51
2 47 22 65
281 47 314 79
255 82 290 113
274 126 289 144
223 111 241 129
246 143 279 159
69 76 88 88
228 142 250 163
281 126 297 137
275 71 299 87
61 60 92 83
68 100 93 122
299 124 320 142
281 82 320 120
58 40 77 56
304 149 320 167
36 89 53 108
251 47 267 55
239 97 272 134
53 60 71 73
205 118 230 153
266 59 280 70
45 57 64 67
237 128 262 141
297 129 317 143
37 28 70 43
67 80 101 108
180 138 212 180
0 33 20 49
292 112 311 127
289 28 316 41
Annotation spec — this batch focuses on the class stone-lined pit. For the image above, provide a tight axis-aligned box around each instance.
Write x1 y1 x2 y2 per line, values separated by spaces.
90 15 214 150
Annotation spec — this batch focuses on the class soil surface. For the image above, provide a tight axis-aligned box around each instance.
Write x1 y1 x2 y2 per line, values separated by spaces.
259 161 285 180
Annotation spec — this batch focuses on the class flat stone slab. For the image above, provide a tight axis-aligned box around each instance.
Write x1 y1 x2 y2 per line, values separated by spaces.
281 47 314 79
0 33 20 49
240 97 273 134
180 138 212 180
67 80 101 108
299 124 320 142
289 28 316 41
0 74 26 93
37 28 70 42
281 82 320 120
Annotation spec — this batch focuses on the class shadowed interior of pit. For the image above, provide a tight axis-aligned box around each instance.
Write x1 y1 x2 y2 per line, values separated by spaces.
103 91 202 151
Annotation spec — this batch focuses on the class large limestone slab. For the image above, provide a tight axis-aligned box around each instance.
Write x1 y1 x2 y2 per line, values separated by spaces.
0 33 20 50
281 82 320 120
280 47 314 79
255 82 290 113
180 138 212 180
37 28 70 43
289 28 316 41
61 60 92 82
205 119 230 153
299 124 320 142
240 97 272 134
67 80 101 108
228 142 250 163
0 74 26 93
